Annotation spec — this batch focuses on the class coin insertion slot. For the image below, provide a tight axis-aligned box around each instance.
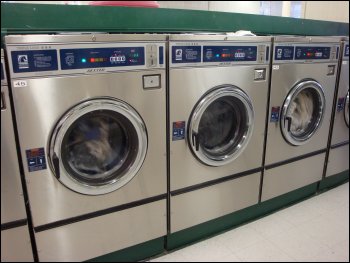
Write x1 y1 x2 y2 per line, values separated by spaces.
1 91 6 110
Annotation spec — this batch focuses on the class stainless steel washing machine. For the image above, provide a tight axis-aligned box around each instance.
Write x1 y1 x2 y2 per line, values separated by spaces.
262 36 340 201
169 34 271 233
5 34 167 261
1 49 33 262
326 37 349 177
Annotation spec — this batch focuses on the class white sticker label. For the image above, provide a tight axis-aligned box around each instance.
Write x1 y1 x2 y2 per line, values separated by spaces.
13 80 27 87
343 61 348 65
273 65 279 70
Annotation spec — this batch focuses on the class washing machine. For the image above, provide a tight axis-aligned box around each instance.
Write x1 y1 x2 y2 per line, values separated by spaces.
262 36 340 201
1 49 33 261
169 34 271 233
5 34 167 261
326 37 349 177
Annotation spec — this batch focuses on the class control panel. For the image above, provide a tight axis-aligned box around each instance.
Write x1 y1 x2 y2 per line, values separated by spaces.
203 46 257 62
7 42 165 77
171 43 269 67
274 44 339 63
295 46 331 60
11 50 58 73
172 46 201 64
60 47 145 70
275 46 294 60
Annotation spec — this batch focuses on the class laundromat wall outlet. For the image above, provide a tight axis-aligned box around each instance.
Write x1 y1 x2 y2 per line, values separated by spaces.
166 182 318 251
86 237 164 262
1 3 349 36
319 170 349 191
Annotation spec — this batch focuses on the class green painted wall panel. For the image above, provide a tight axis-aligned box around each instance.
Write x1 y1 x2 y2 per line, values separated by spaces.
1 3 348 36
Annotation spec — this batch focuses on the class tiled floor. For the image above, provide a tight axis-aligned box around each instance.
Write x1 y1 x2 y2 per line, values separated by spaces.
150 182 349 262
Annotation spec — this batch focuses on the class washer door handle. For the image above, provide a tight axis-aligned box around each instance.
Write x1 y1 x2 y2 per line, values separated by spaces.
285 116 292 132
52 153 60 179
192 131 200 151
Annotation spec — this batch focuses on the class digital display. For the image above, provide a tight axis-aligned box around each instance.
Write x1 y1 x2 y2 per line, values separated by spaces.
203 46 257 62
295 46 331 60
60 47 145 70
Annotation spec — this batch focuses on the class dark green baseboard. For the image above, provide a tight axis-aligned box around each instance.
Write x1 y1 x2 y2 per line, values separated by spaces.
166 182 318 251
86 237 165 262
319 170 349 191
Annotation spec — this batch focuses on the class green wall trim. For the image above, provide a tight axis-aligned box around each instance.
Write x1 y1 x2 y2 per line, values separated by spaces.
166 182 318 251
86 237 164 262
1 3 348 36
319 170 349 191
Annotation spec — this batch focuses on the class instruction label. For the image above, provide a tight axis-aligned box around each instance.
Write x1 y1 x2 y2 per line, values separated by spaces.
172 121 186 141
26 147 47 172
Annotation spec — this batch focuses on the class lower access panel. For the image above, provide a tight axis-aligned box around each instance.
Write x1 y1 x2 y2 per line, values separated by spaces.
35 200 166 262
1 225 33 262
326 145 349 177
261 153 325 202
170 173 260 233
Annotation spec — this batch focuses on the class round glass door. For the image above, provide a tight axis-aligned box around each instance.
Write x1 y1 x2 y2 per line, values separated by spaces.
345 91 349 127
281 80 325 146
49 98 147 195
188 86 254 167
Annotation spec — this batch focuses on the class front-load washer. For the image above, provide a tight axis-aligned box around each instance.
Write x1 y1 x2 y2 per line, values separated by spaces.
5 34 167 261
1 49 33 262
326 37 349 177
262 36 340 202
169 34 271 233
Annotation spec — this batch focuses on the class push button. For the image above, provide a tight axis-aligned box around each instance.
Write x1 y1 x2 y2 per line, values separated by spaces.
143 75 161 89
327 65 335 75
254 69 266 80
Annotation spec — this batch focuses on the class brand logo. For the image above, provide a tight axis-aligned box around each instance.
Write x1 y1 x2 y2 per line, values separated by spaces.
175 49 183 60
65 55 75 66
18 55 29 69
86 68 105 73
277 48 282 58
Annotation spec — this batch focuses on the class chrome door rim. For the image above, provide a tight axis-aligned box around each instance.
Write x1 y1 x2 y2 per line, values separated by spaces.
188 86 254 167
49 97 147 195
345 90 349 127
281 80 325 146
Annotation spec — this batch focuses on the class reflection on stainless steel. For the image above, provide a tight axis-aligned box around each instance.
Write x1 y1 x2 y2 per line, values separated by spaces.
327 39 349 178
1 50 27 225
